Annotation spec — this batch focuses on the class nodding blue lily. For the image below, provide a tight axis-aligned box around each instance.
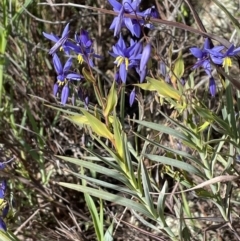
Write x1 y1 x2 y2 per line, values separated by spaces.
43 23 72 55
52 54 82 84
71 29 102 67
108 0 155 37
189 38 213 76
109 34 142 83
206 44 240 67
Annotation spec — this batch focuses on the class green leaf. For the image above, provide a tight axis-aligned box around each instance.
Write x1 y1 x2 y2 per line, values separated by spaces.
59 183 153 219
172 52 184 82
146 77 181 101
112 115 124 159
80 109 113 140
66 114 89 126
84 194 103 241
141 161 156 216
68 171 137 197
145 154 204 178
134 83 156 91
104 81 117 117
132 119 190 143
104 220 114 241
56 155 124 182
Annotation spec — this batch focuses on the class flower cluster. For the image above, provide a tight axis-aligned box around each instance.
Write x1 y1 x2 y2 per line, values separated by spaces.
43 0 159 106
43 25 101 105
108 0 159 105
190 38 240 96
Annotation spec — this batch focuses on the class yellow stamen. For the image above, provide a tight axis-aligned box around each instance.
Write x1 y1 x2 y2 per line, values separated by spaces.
125 58 129 70
57 79 67 85
78 54 84 65
223 57 232 67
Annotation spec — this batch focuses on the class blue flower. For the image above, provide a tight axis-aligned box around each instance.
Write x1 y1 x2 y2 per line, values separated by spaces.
189 38 213 76
108 0 154 37
109 35 142 83
206 44 240 67
43 23 72 55
71 29 102 67
53 54 82 84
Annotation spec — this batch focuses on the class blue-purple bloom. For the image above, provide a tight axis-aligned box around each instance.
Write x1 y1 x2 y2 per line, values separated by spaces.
206 44 240 67
43 23 71 55
189 38 212 76
110 35 142 83
71 29 102 67
53 54 82 84
108 0 156 37
190 38 218 96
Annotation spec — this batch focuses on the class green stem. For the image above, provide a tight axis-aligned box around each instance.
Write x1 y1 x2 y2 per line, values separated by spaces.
120 84 126 127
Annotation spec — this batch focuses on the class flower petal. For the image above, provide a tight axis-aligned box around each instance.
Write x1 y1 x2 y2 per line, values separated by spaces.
61 85 69 105
62 23 70 38
119 63 127 83
189 47 203 58
108 0 122 11
209 77 216 97
53 54 63 74
140 43 151 71
129 88 136 107
66 73 82 80
42 32 59 42
0 218 7 231
53 83 59 96
63 57 73 72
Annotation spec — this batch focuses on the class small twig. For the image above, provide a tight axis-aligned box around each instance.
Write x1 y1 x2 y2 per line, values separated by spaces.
14 209 40 235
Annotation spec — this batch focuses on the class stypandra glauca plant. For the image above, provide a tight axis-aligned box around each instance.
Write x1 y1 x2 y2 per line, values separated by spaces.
41 0 240 240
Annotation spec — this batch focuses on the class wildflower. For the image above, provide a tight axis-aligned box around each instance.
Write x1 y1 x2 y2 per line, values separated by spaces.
43 23 72 55
189 38 213 76
71 29 102 67
108 0 154 37
209 77 216 97
206 44 240 68
109 35 142 83
129 88 136 107
53 54 82 84
141 6 159 29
